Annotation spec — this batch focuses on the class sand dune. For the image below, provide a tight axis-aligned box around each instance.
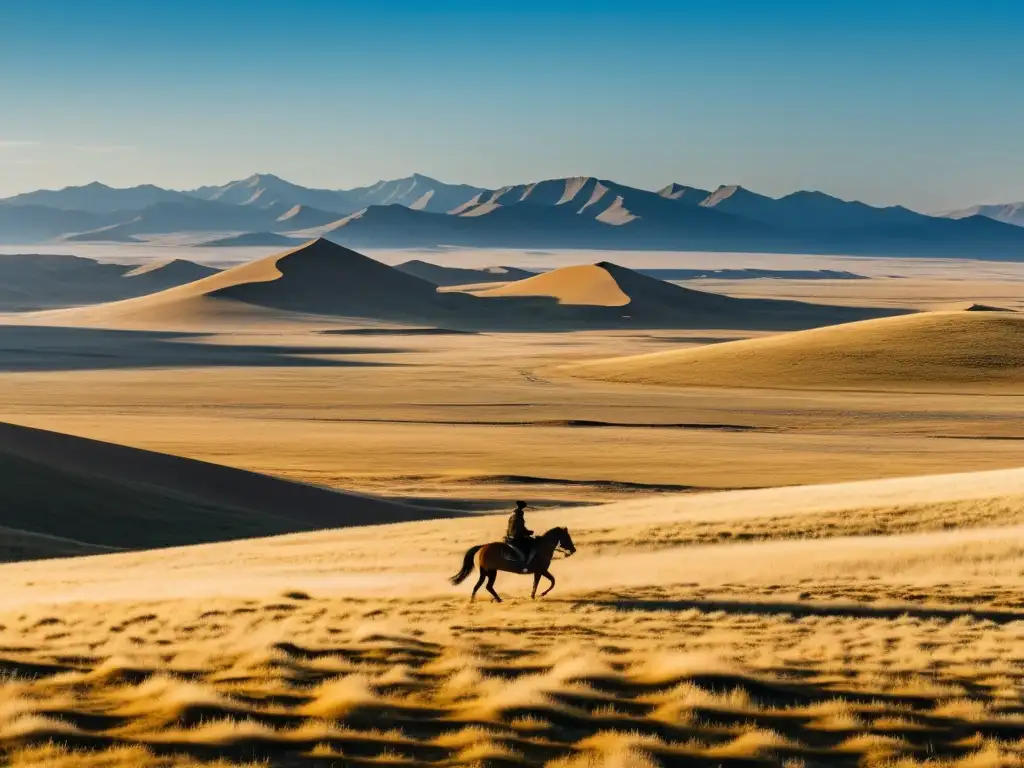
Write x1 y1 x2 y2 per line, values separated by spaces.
0 419 454 561
560 310 1024 392
35 238 463 328
27 245 892 332
472 264 634 306
467 261 896 329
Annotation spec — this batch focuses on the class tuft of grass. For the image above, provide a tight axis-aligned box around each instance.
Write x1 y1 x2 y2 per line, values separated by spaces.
299 674 376 718
705 728 795 758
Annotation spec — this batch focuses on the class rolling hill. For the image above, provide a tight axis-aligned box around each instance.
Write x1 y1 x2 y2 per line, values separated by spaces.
0 253 218 311
0 419 455 561
559 310 1024 392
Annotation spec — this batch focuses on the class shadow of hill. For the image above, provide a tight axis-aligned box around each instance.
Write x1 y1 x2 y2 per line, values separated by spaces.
0 420 461 559
0 325 405 372
454 289 902 333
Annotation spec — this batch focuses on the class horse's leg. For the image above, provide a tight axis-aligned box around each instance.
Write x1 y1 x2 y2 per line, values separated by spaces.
485 570 502 603
540 570 556 597
470 568 486 601
531 572 542 599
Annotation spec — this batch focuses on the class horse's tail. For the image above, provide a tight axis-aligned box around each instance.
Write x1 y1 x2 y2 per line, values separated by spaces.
450 545 484 585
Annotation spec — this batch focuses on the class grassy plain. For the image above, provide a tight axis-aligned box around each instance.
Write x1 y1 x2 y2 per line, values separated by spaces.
1 248 1024 765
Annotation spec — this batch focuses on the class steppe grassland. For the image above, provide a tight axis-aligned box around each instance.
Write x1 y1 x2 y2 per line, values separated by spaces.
2 251 1024 765
4 472 1024 766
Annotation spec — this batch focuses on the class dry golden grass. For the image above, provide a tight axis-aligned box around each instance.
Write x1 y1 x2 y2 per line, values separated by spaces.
558 311 1024 392
2 323 1024 505
1 469 1024 765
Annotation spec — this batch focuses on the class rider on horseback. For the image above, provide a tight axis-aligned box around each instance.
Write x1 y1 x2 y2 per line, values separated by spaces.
505 500 535 572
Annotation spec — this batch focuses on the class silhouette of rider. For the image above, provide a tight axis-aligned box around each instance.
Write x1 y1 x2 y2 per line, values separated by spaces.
505 500 535 572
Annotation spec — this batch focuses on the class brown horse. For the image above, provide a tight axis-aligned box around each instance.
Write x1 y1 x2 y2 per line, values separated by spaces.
450 527 576 602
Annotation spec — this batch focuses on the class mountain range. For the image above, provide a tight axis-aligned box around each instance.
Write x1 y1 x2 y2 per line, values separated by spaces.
2 173 1024 259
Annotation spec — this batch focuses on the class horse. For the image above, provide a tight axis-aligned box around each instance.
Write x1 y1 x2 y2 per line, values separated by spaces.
450 527 576 602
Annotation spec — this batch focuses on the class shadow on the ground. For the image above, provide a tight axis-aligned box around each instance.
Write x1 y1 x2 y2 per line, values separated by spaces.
0 325 407 372
588 595 1024 624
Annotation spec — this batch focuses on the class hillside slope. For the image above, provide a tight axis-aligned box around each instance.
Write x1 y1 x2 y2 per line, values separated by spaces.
560 310 1024 391
0 420 455 561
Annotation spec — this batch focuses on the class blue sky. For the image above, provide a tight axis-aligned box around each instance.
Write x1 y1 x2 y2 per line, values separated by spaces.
0 0 1020 210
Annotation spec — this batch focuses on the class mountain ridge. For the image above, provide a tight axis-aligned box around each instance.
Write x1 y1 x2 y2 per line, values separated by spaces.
3 173 1024 259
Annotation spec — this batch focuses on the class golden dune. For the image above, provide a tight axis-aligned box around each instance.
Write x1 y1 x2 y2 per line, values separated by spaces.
470 263 634 306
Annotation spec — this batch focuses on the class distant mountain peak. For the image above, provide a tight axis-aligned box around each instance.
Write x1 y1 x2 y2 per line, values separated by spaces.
783 189 838 201
700 184 776 210
237 172 292 188
658 183 711 203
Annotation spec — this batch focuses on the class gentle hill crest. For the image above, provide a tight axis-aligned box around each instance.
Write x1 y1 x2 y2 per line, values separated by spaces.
560 310 1024 392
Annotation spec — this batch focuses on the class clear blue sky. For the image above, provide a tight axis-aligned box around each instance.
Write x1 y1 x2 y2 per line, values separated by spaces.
1 0 1020 210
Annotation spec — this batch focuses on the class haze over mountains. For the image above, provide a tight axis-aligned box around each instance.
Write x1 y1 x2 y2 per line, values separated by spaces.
2 173 1024 258
942 201 1024 228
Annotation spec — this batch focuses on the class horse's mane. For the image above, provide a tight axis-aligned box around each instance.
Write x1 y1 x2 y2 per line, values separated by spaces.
542 526 567 536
